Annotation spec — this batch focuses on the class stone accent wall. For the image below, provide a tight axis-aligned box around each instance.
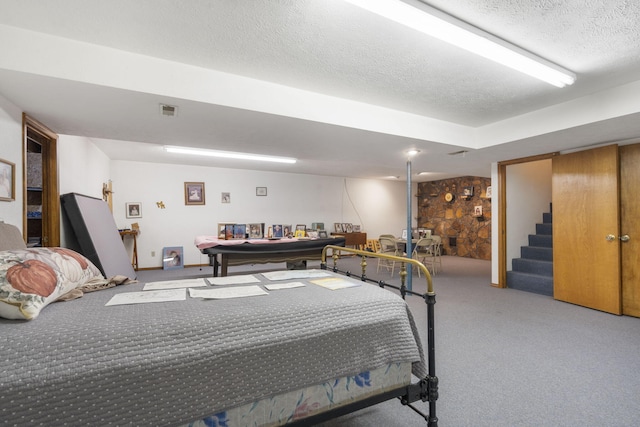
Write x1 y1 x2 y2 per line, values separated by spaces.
417 176 492 260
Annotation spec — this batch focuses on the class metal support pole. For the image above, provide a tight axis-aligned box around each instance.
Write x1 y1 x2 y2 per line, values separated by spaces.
406 159 413 291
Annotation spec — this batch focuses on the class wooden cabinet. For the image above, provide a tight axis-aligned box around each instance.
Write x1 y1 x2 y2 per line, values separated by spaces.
331 232 367 249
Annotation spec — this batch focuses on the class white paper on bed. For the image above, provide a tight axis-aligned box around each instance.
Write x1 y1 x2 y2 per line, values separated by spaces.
261 269 330 281
206 274 261 286
143 278 208 290
105 289 186 306
310 277 362 290
264 281 306 290
189 285 268 299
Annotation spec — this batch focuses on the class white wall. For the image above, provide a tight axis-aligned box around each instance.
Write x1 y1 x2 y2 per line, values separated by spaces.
57 134 111 247
0 94 24 228
0 93 421 270
505 159 552 269
110 160 408 268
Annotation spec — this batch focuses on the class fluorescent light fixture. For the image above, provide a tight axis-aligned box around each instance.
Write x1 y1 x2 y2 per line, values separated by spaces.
164 146 297 164
343 0 576 87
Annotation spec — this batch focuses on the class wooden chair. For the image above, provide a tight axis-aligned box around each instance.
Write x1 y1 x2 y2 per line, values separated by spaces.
365 239 381 253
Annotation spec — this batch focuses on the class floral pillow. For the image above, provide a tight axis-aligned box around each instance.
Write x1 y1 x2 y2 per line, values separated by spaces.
0 247 103 320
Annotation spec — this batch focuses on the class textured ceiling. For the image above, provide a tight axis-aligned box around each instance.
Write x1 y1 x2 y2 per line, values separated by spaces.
1 0 640 180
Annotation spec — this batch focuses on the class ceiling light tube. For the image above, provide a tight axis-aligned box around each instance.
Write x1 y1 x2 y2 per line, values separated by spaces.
344 0 576 87
164 146 297 164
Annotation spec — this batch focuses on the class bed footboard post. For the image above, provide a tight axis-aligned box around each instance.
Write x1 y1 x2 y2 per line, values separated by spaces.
426 292 438 427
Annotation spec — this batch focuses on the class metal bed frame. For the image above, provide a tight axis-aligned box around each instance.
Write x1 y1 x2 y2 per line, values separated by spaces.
288 245 439 427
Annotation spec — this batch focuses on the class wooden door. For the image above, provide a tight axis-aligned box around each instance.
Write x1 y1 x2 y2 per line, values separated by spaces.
620 143 640 317
552 145 621 314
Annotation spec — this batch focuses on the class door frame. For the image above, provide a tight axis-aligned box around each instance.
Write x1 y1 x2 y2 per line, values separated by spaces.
497 152 558 288
22 114 60 247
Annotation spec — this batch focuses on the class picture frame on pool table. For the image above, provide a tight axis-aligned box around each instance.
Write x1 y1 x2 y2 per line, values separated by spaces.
248 223 264 239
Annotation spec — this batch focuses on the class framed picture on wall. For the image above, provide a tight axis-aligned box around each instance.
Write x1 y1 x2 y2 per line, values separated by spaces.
162 246 183 270
0 157 15 201
185 182 205 205
125 202 142 218
485 186 492 198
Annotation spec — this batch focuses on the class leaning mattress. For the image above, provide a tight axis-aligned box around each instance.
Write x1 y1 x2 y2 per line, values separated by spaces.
0 270 425 426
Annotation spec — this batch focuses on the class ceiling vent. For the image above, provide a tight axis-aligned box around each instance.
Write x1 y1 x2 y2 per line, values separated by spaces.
160 104 178 117
448 150 468 156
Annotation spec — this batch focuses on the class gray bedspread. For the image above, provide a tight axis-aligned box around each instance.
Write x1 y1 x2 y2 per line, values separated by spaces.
0 271 425 426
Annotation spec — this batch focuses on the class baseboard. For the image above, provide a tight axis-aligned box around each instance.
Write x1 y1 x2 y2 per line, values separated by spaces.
136 263 210 271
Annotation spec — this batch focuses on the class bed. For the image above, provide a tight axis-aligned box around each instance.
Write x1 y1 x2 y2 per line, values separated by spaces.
0 225 438 426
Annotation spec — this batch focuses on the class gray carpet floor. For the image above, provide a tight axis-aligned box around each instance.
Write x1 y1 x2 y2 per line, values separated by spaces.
137 256 640 427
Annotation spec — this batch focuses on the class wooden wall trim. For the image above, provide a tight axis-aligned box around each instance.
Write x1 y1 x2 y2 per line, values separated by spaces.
22 114 60 247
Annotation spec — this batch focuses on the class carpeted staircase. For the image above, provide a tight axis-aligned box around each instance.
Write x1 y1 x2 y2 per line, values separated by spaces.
507 208 553 296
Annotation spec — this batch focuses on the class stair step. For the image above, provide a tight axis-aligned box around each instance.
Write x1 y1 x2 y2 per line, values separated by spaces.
506 271 553 296
535 223 552 235
528 234 552 248
512 258 553 276
543 212 552 223
521 246 553 262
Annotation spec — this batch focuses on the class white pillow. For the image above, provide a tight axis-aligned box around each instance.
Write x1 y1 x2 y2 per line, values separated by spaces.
0 247 103 320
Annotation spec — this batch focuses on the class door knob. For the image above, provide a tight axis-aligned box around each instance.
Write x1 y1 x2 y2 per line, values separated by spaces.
606 234 616 241
619 234 630 242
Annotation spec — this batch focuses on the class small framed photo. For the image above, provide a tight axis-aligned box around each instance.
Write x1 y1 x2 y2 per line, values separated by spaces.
185 182 205 205
343 223 353 233
233 224 247 239
248 223 264 239
224 224 234 240
218 223 234 238
294 225 306 238
485 186 492 198
474 205 483 217
272 224 283 238
125 202 142 218
221 192 230 203
319 230 328 238
283 225 292 237
463 186 474 198
0 157 15 202
256 187 267 196
334 223 343 233
162 246 183 270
